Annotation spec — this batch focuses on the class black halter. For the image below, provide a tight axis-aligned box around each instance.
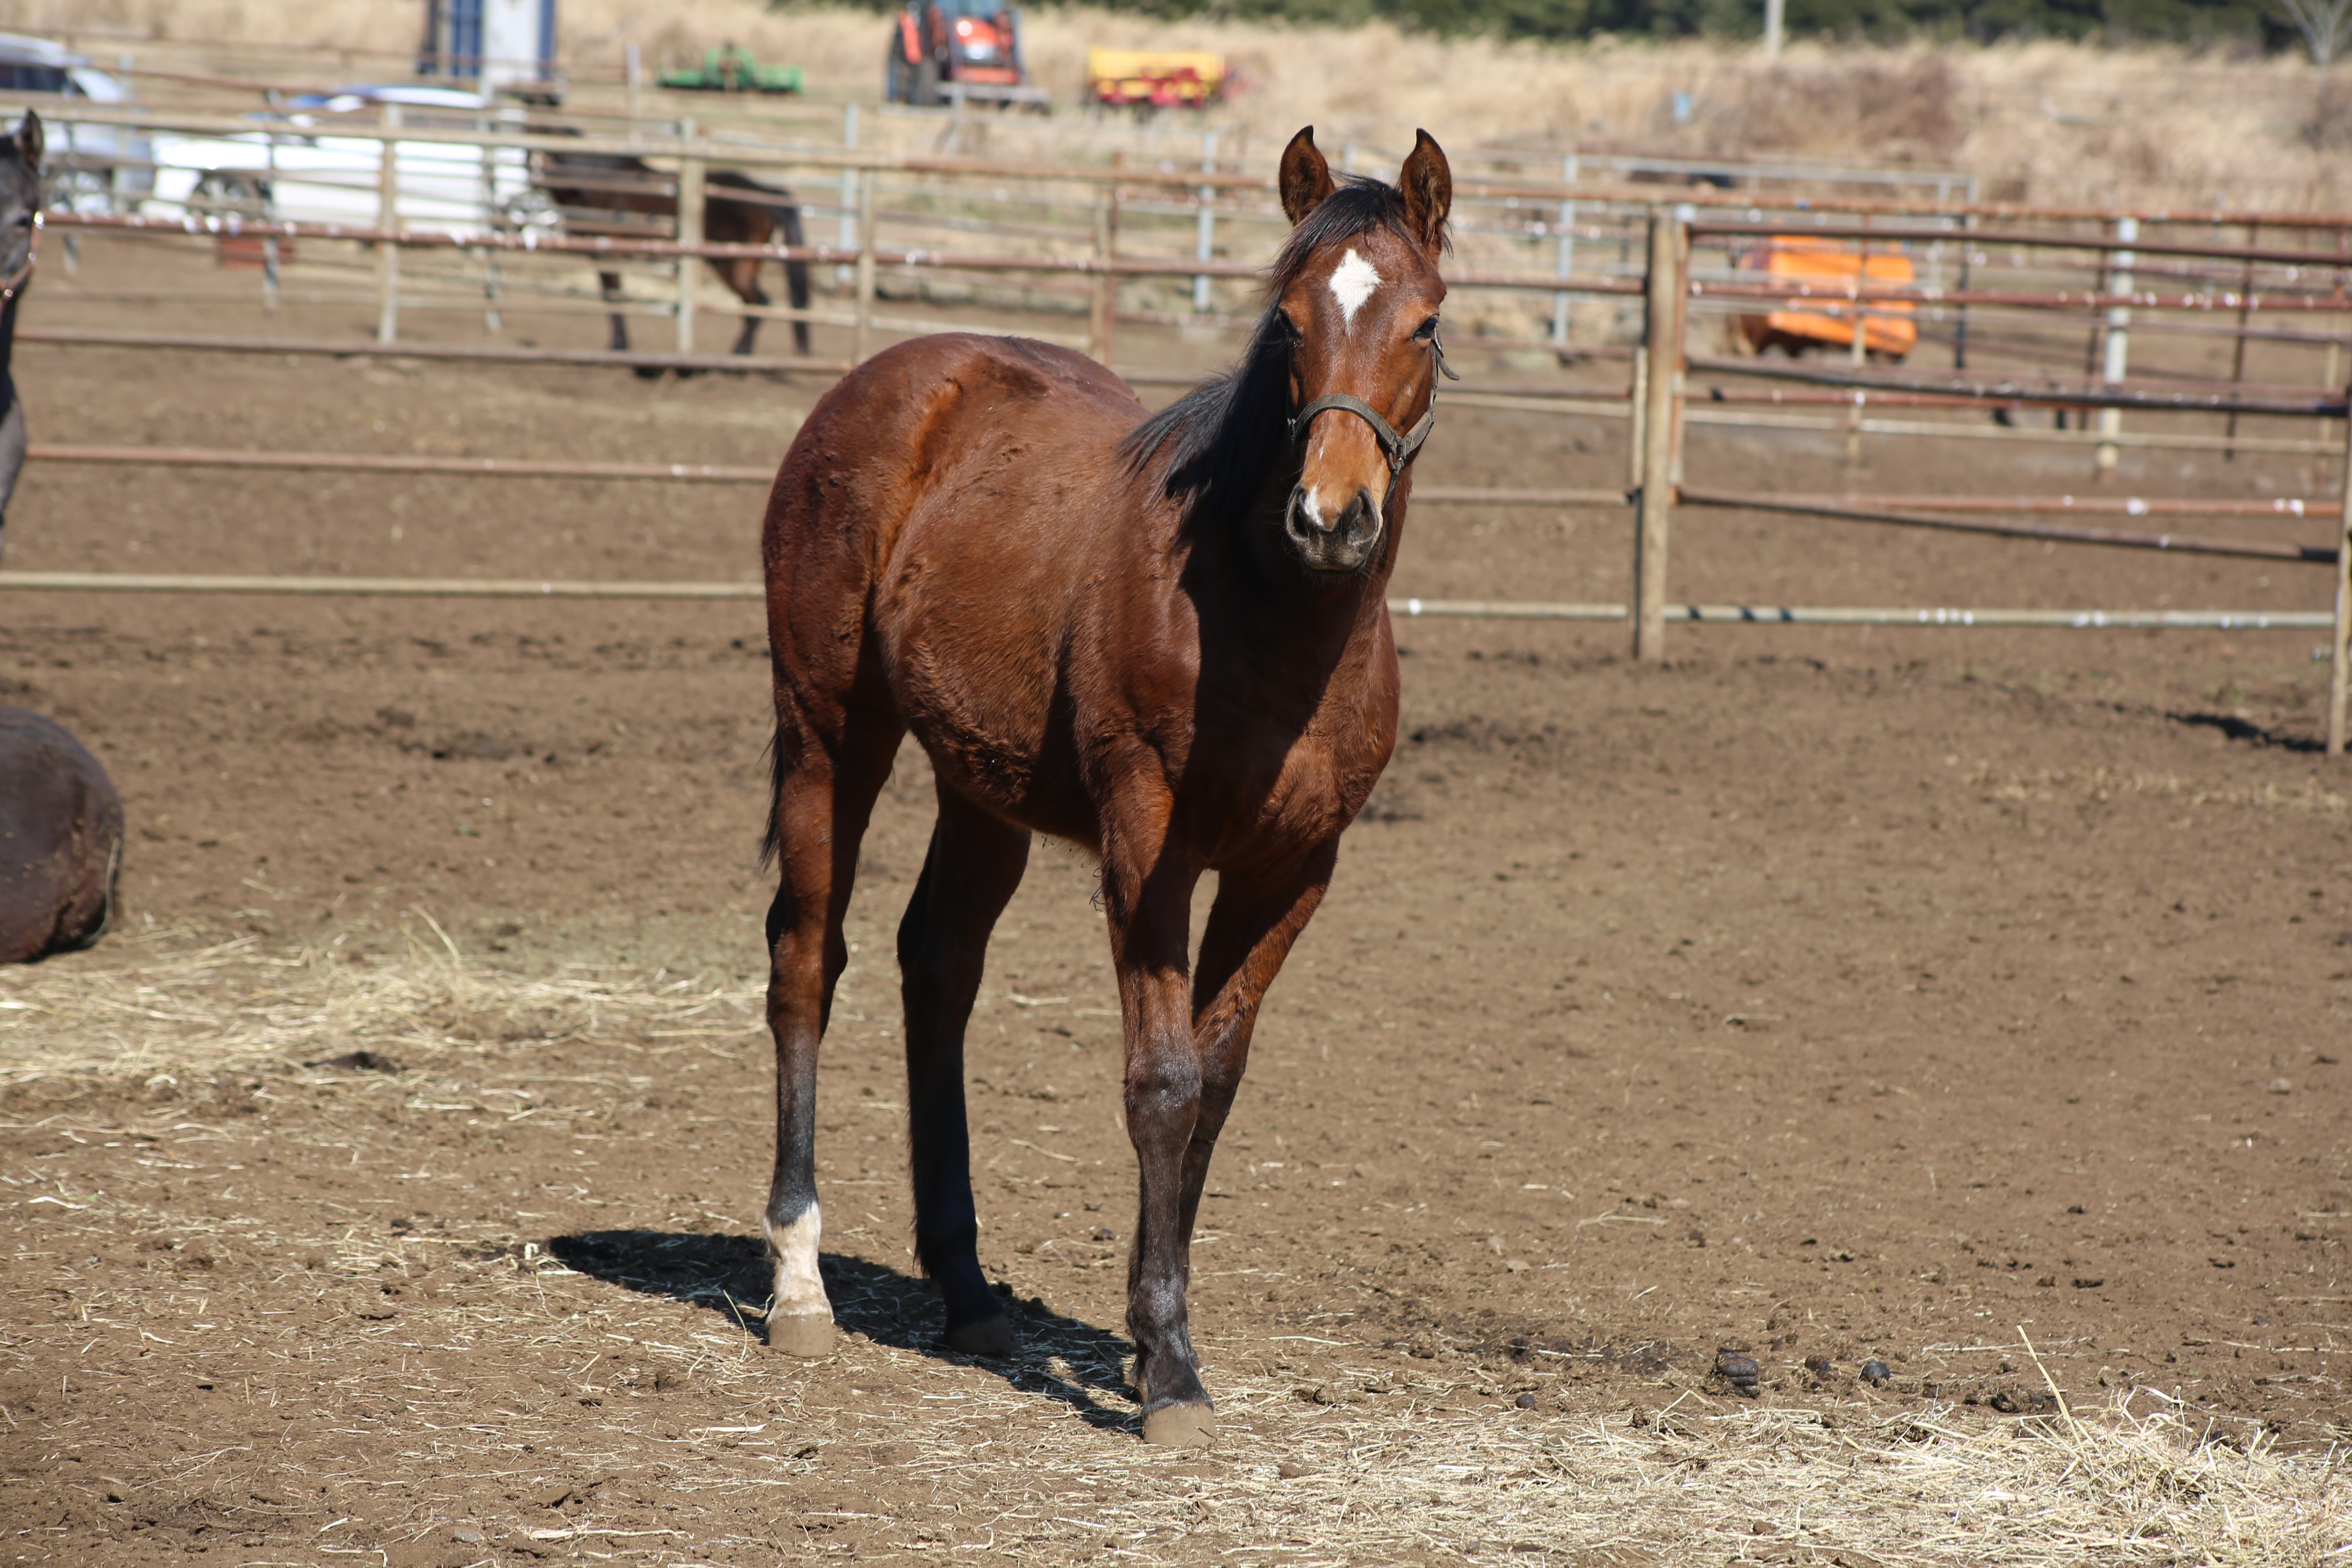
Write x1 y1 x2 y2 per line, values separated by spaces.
0 210 38 305
1287 331 1459 494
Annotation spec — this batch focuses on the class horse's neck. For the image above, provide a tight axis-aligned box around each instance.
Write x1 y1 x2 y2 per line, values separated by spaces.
1209 487 1400 676
0 293 17 392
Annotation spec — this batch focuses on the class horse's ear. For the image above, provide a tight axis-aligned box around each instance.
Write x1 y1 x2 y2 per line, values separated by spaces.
1278 126 1335 225
1397 129 1452 254
13 110 40 172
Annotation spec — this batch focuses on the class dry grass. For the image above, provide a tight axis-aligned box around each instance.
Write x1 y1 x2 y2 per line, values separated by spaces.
16 0 2352 213
0 911 765 1087
6 930 2352 1561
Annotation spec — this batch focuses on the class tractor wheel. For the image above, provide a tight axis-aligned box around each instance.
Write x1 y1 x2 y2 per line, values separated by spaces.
885 43 913 104
914 57 941 107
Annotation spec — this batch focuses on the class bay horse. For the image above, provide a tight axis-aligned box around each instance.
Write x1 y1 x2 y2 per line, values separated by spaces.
0 109 41 564
537 146 813 363
754 126 1453 1446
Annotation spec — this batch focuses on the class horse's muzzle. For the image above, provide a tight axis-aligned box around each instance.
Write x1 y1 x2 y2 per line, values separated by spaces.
1284 483 1383 573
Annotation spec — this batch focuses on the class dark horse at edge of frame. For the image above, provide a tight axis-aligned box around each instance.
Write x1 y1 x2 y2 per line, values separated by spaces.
537 143 813 367
753 125 1455 1446
0 109 41 564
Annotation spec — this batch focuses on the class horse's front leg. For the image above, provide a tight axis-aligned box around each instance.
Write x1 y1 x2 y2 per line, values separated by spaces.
899 785 1030 1354
1102 828 1214 1444
1179 844 1338 1240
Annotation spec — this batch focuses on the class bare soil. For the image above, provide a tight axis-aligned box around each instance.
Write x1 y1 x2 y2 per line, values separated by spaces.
2 234 2349 1564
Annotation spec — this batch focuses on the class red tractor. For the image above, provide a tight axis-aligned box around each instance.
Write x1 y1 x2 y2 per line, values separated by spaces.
886 0 1033 107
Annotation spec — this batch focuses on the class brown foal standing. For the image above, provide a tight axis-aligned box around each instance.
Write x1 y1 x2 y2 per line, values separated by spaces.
755 126 1453 1446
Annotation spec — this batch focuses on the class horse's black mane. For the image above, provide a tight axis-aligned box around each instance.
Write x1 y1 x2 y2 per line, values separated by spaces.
1119 174 1442 515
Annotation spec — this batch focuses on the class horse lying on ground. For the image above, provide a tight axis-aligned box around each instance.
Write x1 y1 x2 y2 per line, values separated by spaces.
0 109 42 562
537 145 813 365
752 124 1453 1446
0 706 123 965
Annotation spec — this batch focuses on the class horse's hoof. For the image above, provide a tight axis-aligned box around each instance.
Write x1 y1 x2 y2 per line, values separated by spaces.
944 1314 1018 1357
766 1312 834 1358
1141 1403 1216 1448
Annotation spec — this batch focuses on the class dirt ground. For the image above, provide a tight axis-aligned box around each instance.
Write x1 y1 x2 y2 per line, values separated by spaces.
2 234 2349 1564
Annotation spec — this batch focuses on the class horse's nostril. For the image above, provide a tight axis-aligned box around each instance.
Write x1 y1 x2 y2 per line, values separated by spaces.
1286 485 1330 537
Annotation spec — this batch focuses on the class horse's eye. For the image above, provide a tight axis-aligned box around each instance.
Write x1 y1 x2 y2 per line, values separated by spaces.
1412 316 1440 341
1279 312 1305 344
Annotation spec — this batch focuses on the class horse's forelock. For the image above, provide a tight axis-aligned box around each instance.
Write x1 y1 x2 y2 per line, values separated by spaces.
1268 174 1449 290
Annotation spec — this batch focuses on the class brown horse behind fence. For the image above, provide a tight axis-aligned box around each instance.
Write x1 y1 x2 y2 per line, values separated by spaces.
753 126 1454 1446
537 147 813 363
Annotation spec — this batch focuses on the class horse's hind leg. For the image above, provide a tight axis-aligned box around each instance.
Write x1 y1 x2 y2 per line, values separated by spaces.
726 259 768 357
779 203 813 356
597 269 629 353
762 699 904 1356
898 785 1030 1353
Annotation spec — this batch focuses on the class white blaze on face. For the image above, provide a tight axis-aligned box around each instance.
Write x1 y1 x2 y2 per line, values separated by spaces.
1327 247 1383 331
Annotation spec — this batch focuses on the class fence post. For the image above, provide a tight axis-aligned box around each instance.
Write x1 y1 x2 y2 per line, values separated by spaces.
1550 153 1579 346
837 104 860 290
1954 206 1977 370
1089 167 1116 365
1633 209 1683 663
852 168 878 365
2323 227 2346 450
2096 215 2136 477
375 103 401 345
1625 348 1647 494
1846 223 1870 474
1669 204 1693 489
675 118 703 356
1192 129 1217 316
2332 394 2352 758
2227 221 2258 460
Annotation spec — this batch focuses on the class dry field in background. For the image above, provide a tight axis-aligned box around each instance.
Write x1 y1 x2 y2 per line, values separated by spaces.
13 0 2352 213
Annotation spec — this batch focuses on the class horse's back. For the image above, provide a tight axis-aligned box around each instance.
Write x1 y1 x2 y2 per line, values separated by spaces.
765 333 1143 584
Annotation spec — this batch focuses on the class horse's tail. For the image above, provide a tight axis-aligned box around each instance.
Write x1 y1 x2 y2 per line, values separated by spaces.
758 722 784 871
775 200 812 354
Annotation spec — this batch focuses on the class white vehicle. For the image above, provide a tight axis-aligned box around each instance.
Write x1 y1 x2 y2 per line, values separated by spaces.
145 84 541 239
0 32 155 214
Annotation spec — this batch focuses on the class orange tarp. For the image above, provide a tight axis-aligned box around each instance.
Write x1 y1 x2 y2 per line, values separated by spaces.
1744 236 1918 357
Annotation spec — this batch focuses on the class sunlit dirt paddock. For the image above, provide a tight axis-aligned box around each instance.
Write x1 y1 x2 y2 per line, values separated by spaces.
2 234 2349 1564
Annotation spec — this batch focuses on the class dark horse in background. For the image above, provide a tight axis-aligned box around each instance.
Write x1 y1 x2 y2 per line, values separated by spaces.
753 125 1454 1446
536 142 813 366
0 110 125 964
0 110 41 563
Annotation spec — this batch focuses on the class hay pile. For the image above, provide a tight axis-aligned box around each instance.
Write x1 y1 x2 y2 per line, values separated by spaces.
0 913 765 1088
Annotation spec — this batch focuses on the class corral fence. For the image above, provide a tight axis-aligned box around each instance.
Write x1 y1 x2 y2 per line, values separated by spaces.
9 99 2352 755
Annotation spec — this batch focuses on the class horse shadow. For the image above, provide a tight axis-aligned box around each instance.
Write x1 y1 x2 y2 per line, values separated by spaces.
547 1229 1143 1432
2167 708 2323 753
